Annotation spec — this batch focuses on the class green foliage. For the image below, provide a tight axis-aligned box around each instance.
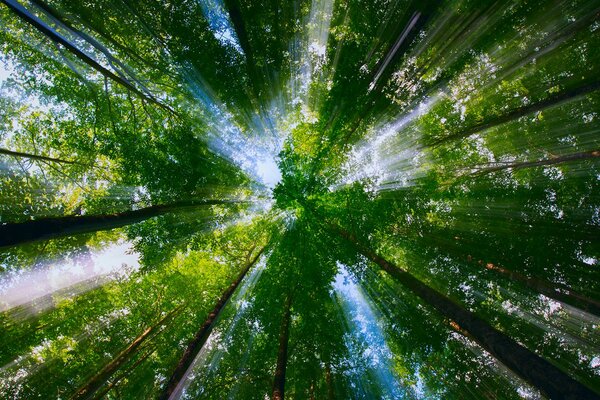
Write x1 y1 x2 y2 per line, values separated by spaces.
1 0 599 398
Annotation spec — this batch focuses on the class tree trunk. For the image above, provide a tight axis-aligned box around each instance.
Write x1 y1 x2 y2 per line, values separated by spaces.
333 225 600 400
91 347 155 400
325 364 335 400
0 0 175 114
0 199 237 248
470 150 600 176
484 262 600 317
0 147 77 164
71 306 183 400
222 0 259 91
309 380 315 400
272 294 292 400
159 245 266 400
30 0 168 76
30 0 147 85
429 80 600 147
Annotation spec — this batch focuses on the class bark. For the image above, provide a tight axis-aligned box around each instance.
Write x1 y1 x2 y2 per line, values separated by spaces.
159 245 266 400
484 262 600 317
0 147 77 164
470 150 600 176
0 199 238 248
0 0 176 114
31 0 171 78
272 293 293 400
71 306 183 400
325 364 335 400
29 0 168 100
91 347 155 400
429 80 600 147
369 11 422 92
222 0 261 100
333 225 600 400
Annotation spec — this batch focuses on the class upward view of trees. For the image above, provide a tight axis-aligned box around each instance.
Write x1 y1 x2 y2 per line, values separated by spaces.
0 0 599 399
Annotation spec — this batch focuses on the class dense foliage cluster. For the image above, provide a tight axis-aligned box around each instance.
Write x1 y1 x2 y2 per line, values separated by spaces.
0 0 599 399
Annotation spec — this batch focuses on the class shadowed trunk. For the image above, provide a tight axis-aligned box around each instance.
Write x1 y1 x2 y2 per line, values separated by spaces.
429 80 600 147
91 347 155 400
468 150 600 176
325 363 335 400
332 224 600 400
159 245 266 400
0 147 77 164
0 199 238 248
71 306 183 400
0 0 175 114
222 0 261 101
30 0 168 75
484 262 600 317
29 0 163 96
272 293 292 400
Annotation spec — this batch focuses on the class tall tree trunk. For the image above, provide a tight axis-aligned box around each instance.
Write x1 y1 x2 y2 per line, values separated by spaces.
91 347 155 400
0 199 238 248
272 294 293 400
222 0 261 99
325 363 335 400
469 150 600 176
429 80 600 147
29 0 157 95
332 225 599 400
0 0 176 114
159 245 266 400
71 306 183 400
484 262 600 317
30 0 169 77
0 147 77 164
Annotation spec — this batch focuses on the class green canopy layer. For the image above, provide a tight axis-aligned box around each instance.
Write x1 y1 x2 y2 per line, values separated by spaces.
0 0 599 399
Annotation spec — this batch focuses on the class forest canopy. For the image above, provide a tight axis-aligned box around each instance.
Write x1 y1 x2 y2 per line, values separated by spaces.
0 0 599 399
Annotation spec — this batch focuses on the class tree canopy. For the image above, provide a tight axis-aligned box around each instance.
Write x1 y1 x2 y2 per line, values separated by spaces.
0 0 599 399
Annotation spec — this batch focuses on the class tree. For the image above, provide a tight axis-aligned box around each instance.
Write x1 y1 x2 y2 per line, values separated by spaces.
330 221 598 400
160 244 266 400
70 305 183 400
0 199 242 248
1 0 600 398
272 292 292 400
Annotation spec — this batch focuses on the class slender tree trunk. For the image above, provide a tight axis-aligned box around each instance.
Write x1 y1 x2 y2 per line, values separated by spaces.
159 245 266 400
470 150 600 176
429 80 600 147
333 225 600 400
71 306 183 400
0 199 238 248
272 294 293 400
222 0 262 103
31 0 170 77
0 0 176 114
484 262 600 317
325 364 335 400
0 147 77 164
91 347 155 400
29 0 169 100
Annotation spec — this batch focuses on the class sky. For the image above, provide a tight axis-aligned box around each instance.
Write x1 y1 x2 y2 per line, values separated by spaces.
0 241 140 315
0 59 12 84
256 157 282 188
